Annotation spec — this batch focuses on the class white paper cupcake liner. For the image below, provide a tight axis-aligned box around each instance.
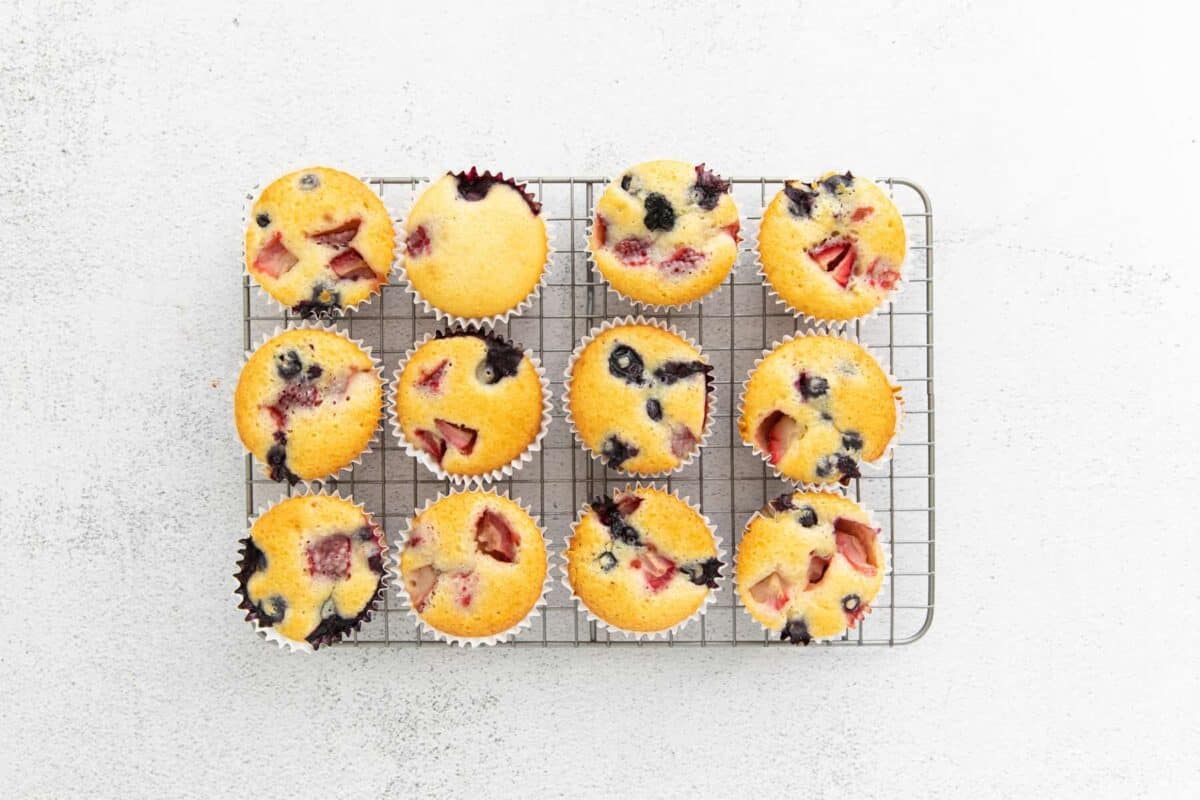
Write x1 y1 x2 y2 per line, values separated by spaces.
754 175 910 329
396 171 554 328
735 328 905 487
234 485 390 653
562 315 716 478
392 487 553 647
386 327 553 486
242 166 401 320
238 319 386 488
734 489 890 645
584 172 743 313
559 484 724 641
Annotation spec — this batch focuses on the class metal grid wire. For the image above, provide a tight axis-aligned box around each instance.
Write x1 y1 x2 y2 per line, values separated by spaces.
242 176 935 647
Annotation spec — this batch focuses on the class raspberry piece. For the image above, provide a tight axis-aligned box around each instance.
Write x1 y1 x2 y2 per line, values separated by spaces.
252 232 298 278
614 493 643 518
306 534 352 580
416 359 449 393
475 509 520 563
406 225 431 258
308 218 361 248
660 246 704 276
329 248 375 281
434 419 477 455
833 517 879 576
613 237 651 266
276 382 321 411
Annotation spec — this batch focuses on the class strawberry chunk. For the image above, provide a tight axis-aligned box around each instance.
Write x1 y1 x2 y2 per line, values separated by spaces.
807 236 858 288
722 221 741 242
834 517 879 576
252 233 298 279
329 248 376 281
640 546 676 592
475 509 520 563
406 225 431 258
306 534 352 580
660 246 705 276
755 410 798 465
851 206 874 222
405 564 437 611
308 218 361 248
416 359 449 393
594 214 608 247
830 247 856 288
670 425 698 459
434 419 477 455
806 553 831 589
614 237 651 266
614 493 643 518
749 571 790 611
413 429 445 463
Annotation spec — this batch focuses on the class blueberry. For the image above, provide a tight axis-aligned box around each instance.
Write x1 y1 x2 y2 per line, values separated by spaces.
298 173 320 190
796 372 828 400
820 172 854 193
783 185 818 218
768 494 795 514
780 618 812 645
643 192 676 232
842 594 861 613
266 444 299 485
255 212 271 228
680 557 723 588
476 336 523 384
821 412 833 422
597 551 618 572
306 364 323 380
601 436 639 469
836 455 861 482
814 456 834 479
305 612 358 649
292 284 341 318
690 165 730 211
653 360 708 385
456 170 497 201
591 495 642 545
645 398 663 421
620 173 633 192
275 350 303 380
257 595 287 625
367 552 384 574
608 344 645 384
842 431 863 451
239 538 268 576
796 505 818 528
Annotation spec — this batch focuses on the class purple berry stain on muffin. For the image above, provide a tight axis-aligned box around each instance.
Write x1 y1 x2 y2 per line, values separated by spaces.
451 167 542 215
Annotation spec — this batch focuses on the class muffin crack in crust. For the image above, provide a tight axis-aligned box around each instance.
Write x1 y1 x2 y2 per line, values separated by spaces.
736 491 885 645
590 160 741 306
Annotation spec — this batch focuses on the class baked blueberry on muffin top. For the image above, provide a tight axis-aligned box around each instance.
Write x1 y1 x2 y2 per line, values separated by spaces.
566 320 713 475
246 167 395 317
738 334 898 486
392 327 546 482
758 172 906 321
589 160 740 307
736 491 884 644
402 168 548 322
236 493 387 650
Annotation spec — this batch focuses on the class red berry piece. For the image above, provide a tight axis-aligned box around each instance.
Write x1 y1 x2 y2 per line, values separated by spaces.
308 218 361 248
748 571 790 611
850 206 874 222
434 419 477 455
276 382 321 411
833 517 879 576
660 246 705 276
416 359 449 393
328 248 375 281
722 221 741 242
475 509 520 563
807 236 858 288
755 410 798 465
252 232 298 278
405 564 438 611
669 425 697 459
406 225 431 258
614 493 643 518
805 553 831 589
640 546 676 592
413 429 445 464
594 214 608 247
614 237 651 266
306 534 352 580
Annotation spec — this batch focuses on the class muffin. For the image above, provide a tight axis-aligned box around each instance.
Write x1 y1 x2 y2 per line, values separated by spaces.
565 318 713 475
245 167 395 317
758 172 906 321
235 492 387 650
390 327 549 483
397 490 548 645
402 168 548 322
738 334 898 485
235 326 382 484
736 491 885 644
589 160 740 307
564 486 722 637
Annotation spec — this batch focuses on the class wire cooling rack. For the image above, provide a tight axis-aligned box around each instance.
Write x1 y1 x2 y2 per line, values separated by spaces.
242 176 935 647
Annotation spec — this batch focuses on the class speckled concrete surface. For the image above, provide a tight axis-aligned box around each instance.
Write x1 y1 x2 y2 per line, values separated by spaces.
2 1 1197 797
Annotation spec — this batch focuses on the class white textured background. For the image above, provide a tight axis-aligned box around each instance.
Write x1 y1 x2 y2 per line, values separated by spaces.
2 1 1197 797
